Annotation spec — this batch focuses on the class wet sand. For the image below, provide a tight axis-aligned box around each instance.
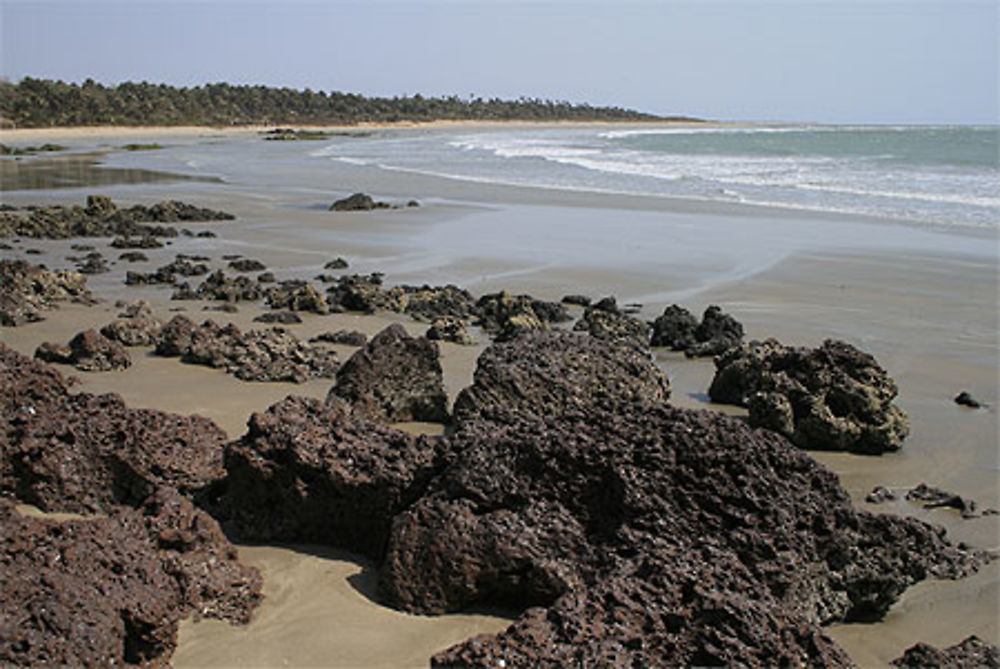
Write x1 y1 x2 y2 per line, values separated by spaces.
1 131 997 666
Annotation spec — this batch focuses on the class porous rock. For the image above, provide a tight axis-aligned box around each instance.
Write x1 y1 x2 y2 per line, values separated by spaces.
1 343 227 512
328 323 448 422
452 330 670 426
35 329 131 372
100 300 164 347
709 338 909 454
426 316 474 345
310 330 368 346
0 259 93 326
651 304 744 357
0 491 261 666
572 304 651 349
891 635 999 668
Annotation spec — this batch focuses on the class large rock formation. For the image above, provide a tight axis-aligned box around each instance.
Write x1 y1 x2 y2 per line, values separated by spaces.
708 338 909 454
1 343 227 512
154 315 339 383
891 635 999 668
222 396 440 559
452 330 671 425
328 323 448 422
0 259 93 326
0 491 261 666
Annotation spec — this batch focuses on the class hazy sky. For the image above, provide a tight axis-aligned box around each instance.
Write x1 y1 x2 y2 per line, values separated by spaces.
2 0 997 124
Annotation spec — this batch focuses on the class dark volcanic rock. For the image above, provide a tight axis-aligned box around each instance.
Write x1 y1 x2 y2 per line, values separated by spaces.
473 291 547 341
866 486 897 504
0 195 233 240
229 258 267 272
329 192 389 211
708 338 909 454
651 304 744 357
328 323 448 422
253 310 303 324
892 635 999 668
452 330 670 426
326 273 405 314
265 280 329 314
426 316 474 345
324 257 349 270
572 303 651 349
173 270 264 303
0 343 228 512
954 391 983 409
0 491 261 666
379 402 984 666
310 330 368 346
155 315 339 383
35 329 131 372
906 483 983 519
125 257 209 286
0 259 92 326
561 294 591 307
222 396 440 559
118 251 149 262
100 300 164 346
402 284 475 322
257 271 276 283
75 252 109 274
110 235 164 249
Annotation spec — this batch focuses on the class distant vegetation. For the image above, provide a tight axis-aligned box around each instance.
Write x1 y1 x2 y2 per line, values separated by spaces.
0 78 692 128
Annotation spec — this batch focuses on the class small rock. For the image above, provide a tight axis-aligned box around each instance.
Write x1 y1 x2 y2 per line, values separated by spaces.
954 391 983 409
253 311 303 324
865 486 897 504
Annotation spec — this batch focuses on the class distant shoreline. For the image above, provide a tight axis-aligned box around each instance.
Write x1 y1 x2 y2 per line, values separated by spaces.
0 118 712 143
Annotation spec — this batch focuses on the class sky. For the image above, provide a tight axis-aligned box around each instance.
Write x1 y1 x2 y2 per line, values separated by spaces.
1 0 997 124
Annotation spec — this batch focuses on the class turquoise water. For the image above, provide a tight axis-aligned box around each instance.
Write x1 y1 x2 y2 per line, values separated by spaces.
312 124 1000 228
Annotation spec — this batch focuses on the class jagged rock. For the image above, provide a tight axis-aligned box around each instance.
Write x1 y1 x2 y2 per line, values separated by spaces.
253 310 302 324
866 486 897 504
326 273 405 313
0 343 228 511
650 304 699 349
402 284 476 322
378 402 985 666
229 258 267 272
426 316 474 345
100 300 164 346
592 296 619 313
0 259 93 325
35 329 131 372
222 396 440 559
530 298 571 324
172 270 263 303
473 291 548 341
954 391 983 409
265 281 329 314
310 330 368 346
329 192 389 211
328 323 448 422
324 257 349 270
906 483 983 519
154 315 338 383
0 492 261 667
572 304 650 349
708 338 909 454
561 294 591 307
452 330 670 426
651 304 744 357
125 257 208 286
892 635 999 668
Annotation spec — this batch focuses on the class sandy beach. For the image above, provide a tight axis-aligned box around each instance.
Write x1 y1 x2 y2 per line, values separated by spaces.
1 126 996 666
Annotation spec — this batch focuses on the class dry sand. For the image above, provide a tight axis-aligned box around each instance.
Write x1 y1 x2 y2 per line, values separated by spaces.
1 135 996 666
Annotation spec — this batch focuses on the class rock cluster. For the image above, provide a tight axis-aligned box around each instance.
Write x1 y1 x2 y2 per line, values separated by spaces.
100 300 165 347
0 195 234 240
172 270 264 303
708 338 909 454
572 298 650 349
154 315 339 383
651 304 745 356
35 329 132 372
329 192 390 211
0 259 93 326
310 329 368 346
218 330 985 666
426 316 474 345
328 324 449 422
892 635 999 668
125 256 209 285
265 280 329 314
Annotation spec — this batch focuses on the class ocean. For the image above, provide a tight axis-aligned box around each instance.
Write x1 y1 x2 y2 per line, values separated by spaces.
312 124 1000 229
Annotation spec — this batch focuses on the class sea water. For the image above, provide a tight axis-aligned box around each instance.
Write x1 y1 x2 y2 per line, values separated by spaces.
312 124 1000 229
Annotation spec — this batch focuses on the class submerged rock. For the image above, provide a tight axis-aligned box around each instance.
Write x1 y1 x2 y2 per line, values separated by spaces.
906 483 984 519
709 338 909 454
328 323 448 422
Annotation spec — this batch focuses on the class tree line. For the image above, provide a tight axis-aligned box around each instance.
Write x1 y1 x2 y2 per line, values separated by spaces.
0 78 691 128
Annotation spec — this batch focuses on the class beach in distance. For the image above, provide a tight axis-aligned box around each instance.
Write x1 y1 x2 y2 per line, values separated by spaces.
1 121 997 667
